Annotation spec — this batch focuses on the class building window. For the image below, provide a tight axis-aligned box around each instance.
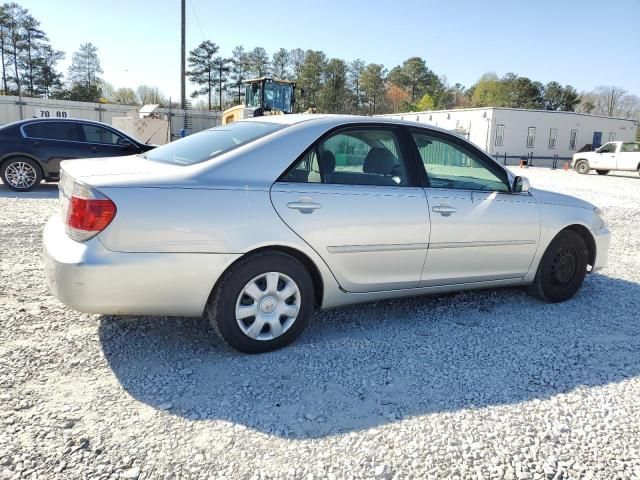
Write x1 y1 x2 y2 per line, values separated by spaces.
495 124 504 147
526 127 536 148
609 132 616 141
548 128 558 149
569 129 578 150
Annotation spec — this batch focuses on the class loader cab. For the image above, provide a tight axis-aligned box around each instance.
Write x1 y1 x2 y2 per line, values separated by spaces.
245 78 296 115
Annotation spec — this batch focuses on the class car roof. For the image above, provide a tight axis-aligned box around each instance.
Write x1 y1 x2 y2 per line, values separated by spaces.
2 118 112 128
0 117 141 142
241 113 454 135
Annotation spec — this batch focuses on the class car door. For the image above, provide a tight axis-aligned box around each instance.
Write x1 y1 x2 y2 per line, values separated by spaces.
21 121 87 177
592 142 617 169
409 129 540 286
79 123 141 157
618 142 640 171
270 126 429 293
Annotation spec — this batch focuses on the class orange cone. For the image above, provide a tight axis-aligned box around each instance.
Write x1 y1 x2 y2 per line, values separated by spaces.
563 161 569 171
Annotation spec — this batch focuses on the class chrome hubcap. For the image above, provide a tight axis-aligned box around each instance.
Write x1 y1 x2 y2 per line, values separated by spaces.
5 162 37 189
235 272 301 341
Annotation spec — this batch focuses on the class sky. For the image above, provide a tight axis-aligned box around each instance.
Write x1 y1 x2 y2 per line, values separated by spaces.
16 0 640 101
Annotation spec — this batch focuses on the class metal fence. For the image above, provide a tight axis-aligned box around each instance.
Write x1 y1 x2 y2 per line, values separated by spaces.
0 95 221 140
493 152 572 169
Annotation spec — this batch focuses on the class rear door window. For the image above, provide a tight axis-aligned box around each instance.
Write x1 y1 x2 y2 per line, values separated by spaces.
281 128 410 187
23 121 80 141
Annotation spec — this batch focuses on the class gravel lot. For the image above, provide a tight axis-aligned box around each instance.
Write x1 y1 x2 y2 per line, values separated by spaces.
1 167 639 480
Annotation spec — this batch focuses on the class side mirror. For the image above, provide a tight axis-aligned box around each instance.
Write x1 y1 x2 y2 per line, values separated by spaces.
513 176 530 193
118 138 134 148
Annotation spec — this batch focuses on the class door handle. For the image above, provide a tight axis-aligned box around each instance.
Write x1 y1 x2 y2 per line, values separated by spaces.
91 146 98 152
432 204 457 216
287 198 322 213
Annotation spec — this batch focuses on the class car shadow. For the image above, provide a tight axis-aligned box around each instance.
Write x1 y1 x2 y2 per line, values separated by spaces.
0 182 58 199
98 273 640 439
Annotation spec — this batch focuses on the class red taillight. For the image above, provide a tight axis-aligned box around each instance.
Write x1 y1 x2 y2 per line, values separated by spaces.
62 180 116 242
67 197 116 231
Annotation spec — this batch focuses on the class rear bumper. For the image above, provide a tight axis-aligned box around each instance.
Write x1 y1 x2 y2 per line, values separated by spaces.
43 216 240 317
591 225 610 272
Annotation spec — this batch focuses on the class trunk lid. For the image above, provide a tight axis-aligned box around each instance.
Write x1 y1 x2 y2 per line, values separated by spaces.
59 155 186 187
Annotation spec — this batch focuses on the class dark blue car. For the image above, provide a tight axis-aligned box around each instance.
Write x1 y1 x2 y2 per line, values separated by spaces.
0 118 154 191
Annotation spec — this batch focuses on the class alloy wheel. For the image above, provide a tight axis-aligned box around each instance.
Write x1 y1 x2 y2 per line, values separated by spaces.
5 161 37 189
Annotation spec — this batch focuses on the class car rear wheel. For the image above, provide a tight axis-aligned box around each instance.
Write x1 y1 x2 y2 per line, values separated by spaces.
205 251 314 353
527 230 589 303
596 170 610 175
1 157 42 192
574 160 589 175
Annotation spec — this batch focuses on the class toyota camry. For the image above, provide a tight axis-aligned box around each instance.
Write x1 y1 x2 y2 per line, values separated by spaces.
43 115 610 353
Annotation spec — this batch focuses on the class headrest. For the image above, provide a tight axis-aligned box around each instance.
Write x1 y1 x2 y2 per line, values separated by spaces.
363 148 397 175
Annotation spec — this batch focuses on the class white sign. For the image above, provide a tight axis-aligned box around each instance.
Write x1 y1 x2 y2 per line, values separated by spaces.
37 109 69 119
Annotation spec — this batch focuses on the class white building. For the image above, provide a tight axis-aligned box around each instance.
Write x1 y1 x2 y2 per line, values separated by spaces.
379 107 638 166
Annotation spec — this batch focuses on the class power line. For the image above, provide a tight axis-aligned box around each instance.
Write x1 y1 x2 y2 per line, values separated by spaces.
188 0 206 41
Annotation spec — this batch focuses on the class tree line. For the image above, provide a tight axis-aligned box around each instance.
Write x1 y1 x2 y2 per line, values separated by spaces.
1 2 639 132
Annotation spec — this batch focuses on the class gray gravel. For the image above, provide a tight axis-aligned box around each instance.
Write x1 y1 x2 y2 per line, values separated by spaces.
1 168 640 480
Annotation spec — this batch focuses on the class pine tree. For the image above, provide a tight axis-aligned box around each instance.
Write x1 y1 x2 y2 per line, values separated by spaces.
186 40 220 110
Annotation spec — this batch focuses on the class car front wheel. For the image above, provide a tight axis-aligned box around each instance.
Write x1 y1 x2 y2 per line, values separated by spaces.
527 230 589 303
205 251 315 353
1 157 42 191
574 160 589 175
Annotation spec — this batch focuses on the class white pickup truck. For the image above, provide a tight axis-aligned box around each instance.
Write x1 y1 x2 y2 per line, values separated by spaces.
572 141 640 176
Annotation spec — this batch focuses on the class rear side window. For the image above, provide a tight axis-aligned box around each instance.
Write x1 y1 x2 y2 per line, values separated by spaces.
621 142 640 153
81 124 122 144
145 121 285 165
23 121 79 141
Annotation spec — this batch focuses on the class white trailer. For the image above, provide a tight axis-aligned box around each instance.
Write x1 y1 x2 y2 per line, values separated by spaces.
379 107 638 167
0 95 221 143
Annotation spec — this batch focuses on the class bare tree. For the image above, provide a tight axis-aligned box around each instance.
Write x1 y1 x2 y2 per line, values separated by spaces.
596 86 627 117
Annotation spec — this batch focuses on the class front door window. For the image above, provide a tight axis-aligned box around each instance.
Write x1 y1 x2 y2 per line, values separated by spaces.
411 131 509 192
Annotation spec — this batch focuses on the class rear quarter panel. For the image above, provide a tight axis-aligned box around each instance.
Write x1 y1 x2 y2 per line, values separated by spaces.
96 185 342 302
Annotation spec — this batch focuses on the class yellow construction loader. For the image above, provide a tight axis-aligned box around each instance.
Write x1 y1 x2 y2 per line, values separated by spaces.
222 77 297 125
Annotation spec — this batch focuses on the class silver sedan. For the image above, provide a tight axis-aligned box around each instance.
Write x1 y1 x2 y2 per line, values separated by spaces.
43 115 610 353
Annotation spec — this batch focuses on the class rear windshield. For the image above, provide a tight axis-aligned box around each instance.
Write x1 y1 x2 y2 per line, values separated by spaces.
144 121 284 165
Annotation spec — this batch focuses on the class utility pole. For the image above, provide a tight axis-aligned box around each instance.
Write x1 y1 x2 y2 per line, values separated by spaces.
180 0 186 110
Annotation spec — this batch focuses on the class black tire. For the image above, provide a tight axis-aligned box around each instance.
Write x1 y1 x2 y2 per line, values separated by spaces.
527 230 589 303
596 170 610 175
574 160 589 175
0 157 43 192
205 251 315 353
